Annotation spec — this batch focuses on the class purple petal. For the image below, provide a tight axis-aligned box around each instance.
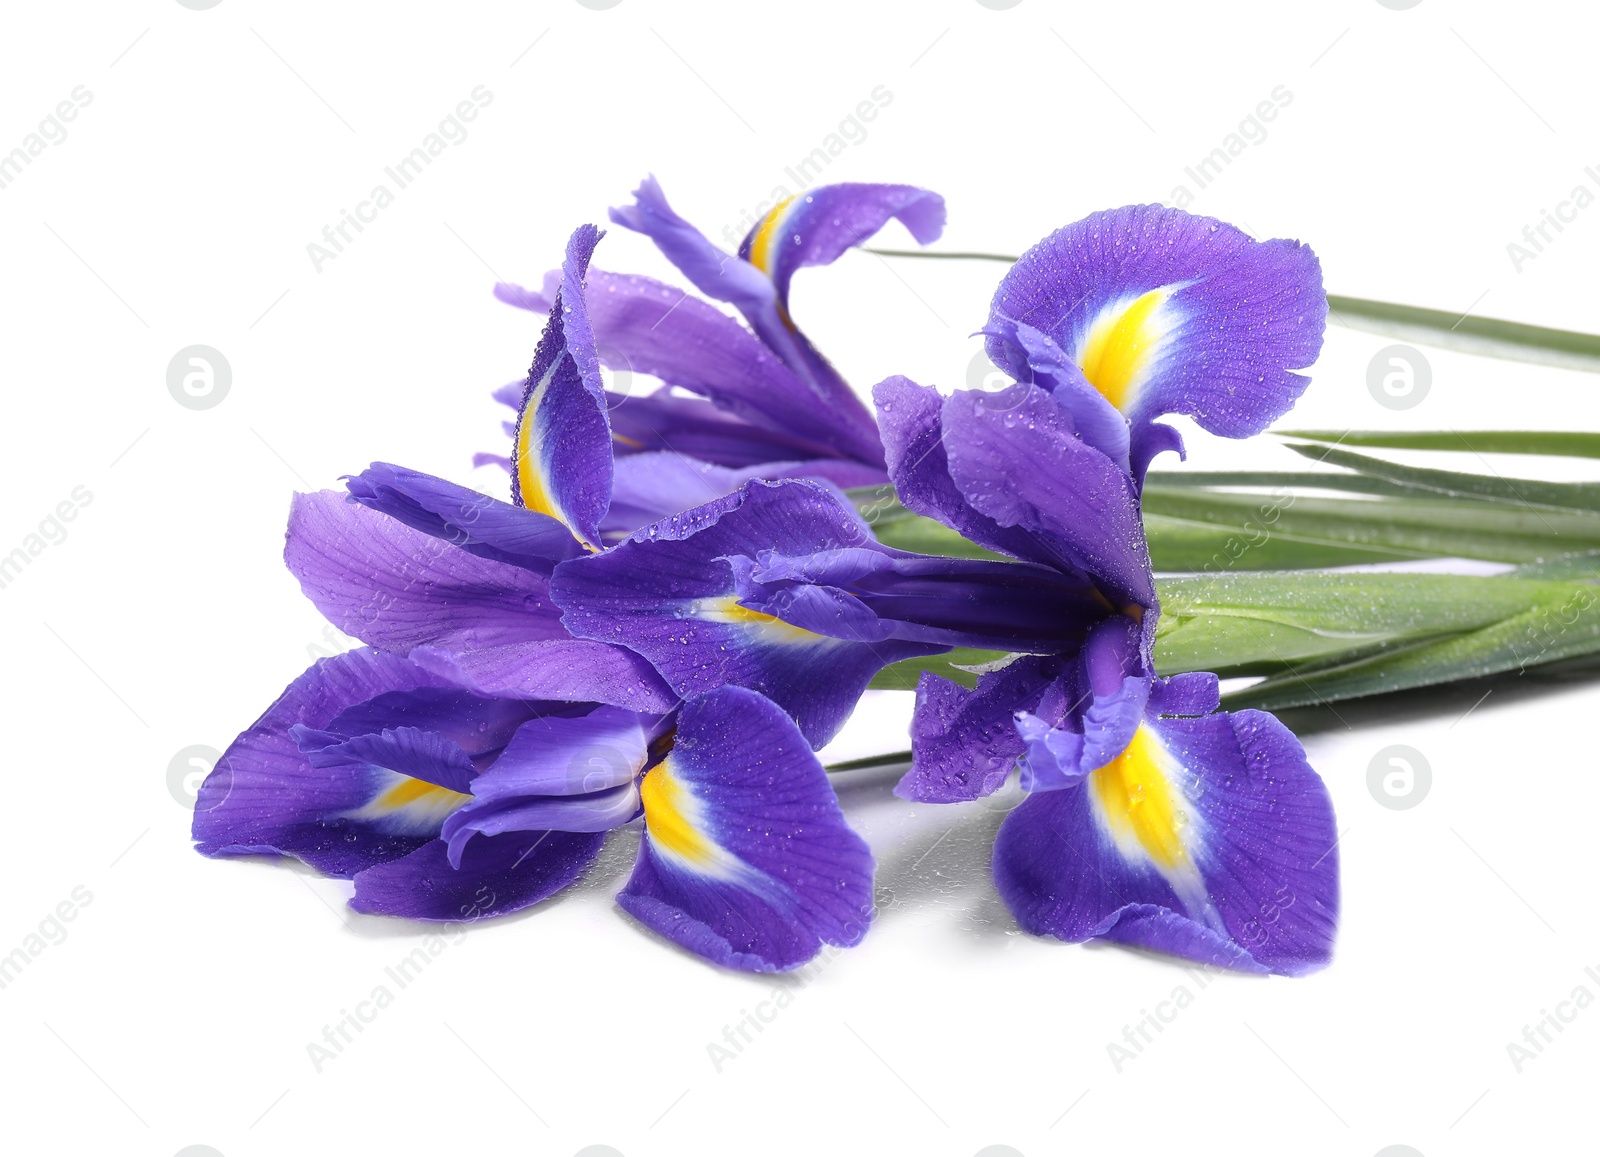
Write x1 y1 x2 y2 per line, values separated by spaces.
604 450 885 543
989 204 1326 481
551 479 942 747
608 388 871 471
738 183 945 305
874 374 1060 567
511 225 613 547
1148 671 1221 718
980 317 1130 469
609 177 881 455
994 710 1339 976
466 707 652 802
896 655 1068 803
617 687 874 972
574 268 884 466
285 491 564 653
321 686 542 758
295 725 478 794
192 649 462 877
405 639 679 714
344 463 581 572
349 830 605 922
493 270 559 313
940 382 1157 609
441 707 653 865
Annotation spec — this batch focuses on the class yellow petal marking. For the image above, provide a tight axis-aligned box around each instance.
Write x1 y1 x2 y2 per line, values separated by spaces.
1078 287 1175 412
639 757 715 867
689 595 830 646
1089 724 1188 869
745 196 798 275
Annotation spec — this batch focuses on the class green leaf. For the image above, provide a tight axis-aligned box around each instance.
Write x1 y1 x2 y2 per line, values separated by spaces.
1143 512 1420 571
1152 571 1581 675
854 476 1600 572
1142 487 1600 564
1279 429 1600 461
1508 550 1600 581
1325 294 1600 373
1223 584 1600 711
868 648 1011 691
1145 470 1419 498
1281 443 1600 514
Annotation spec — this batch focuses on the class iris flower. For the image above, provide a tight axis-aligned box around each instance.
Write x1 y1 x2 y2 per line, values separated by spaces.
486 176 946 539
191 224 876 972
552 205 1339 974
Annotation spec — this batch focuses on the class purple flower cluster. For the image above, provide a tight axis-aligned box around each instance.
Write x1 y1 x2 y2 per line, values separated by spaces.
195 179 1337 975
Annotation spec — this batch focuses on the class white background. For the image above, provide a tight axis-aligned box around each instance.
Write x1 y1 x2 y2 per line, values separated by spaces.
3 2 1598 1155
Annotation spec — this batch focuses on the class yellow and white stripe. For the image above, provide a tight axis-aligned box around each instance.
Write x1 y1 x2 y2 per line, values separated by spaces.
1076 286 1184 412
744 196 799 276
1088 724 1217 925
686 595 835 647
514 354 572 527
639 756 758 885
342 770 473 835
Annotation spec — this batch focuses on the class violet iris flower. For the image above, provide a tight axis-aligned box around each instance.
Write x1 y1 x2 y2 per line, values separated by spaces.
487 176 945 539
553 205 1339 975
191 225 878 973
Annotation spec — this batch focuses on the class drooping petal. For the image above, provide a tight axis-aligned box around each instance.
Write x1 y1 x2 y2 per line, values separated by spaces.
616 687 875 972
605 450 885 543
493 270 560 313
294 725 479 794
607 388 864 470
737 545 1103 652
608 176 779 330
344 463 581 572
193 649 468 876
405 639 678 714
511 224 612 547
612 178 936 457
896 655 1068 803
738 183 945 307
939 383 1156 608
988 204 1326 481
465 706 653 800
285 490 564 653
441 706 652 864
349 829 606 922
320 686 543 759
993 710 1340 976
979 317 1130 469
875 374 1058 567
508 267 885 467
551 479 943 747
